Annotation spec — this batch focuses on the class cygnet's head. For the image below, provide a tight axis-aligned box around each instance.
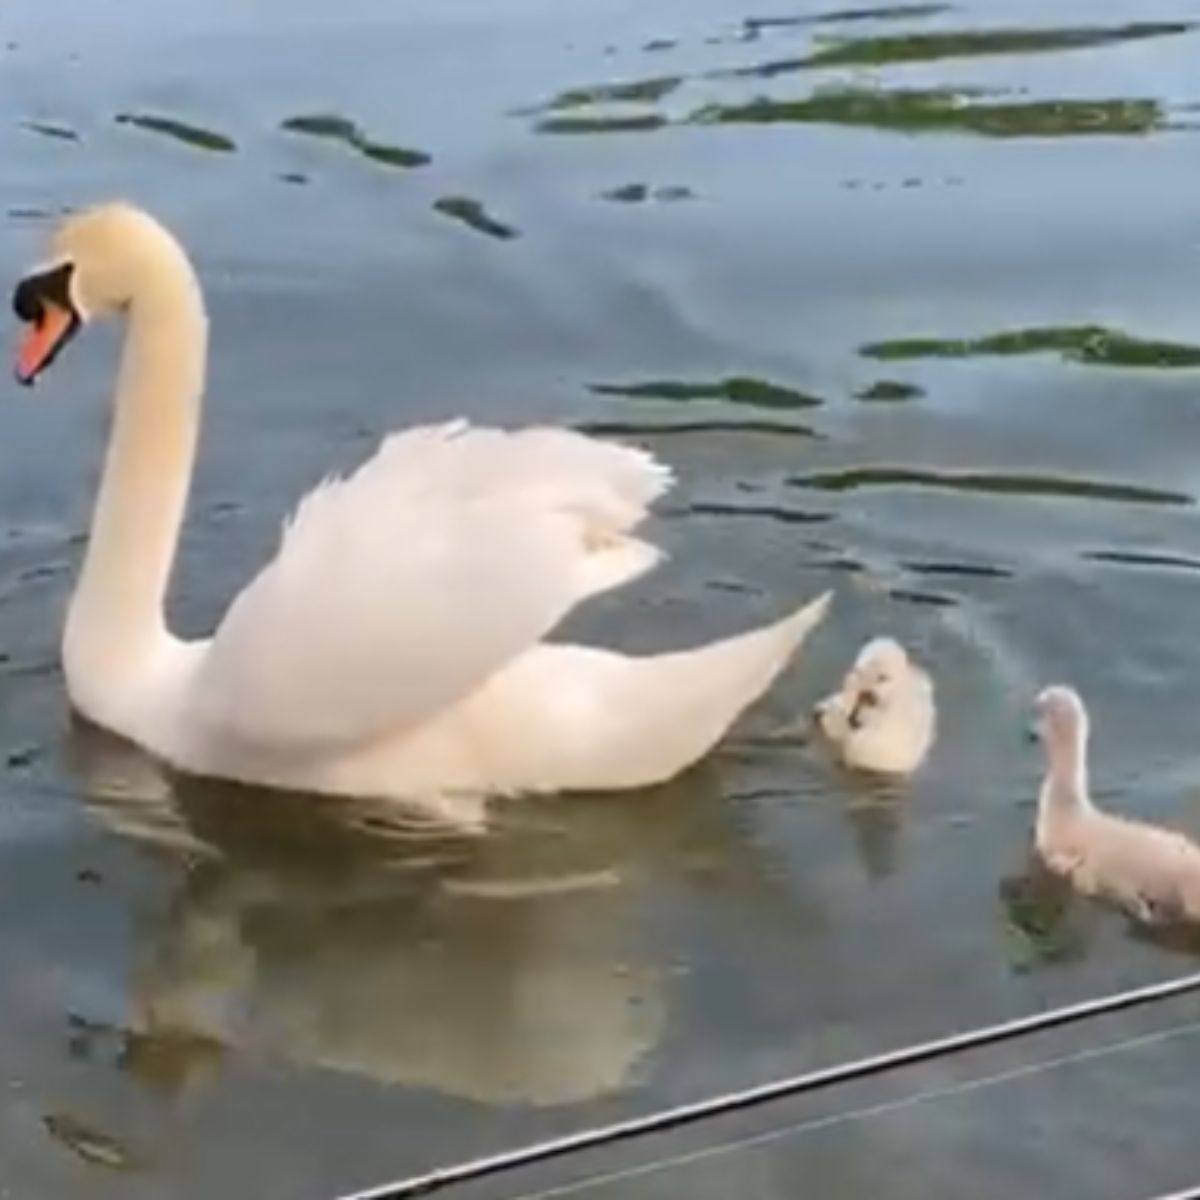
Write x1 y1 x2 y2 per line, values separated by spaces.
1034 684 1089 760
12 203 188 386
813 637 935 776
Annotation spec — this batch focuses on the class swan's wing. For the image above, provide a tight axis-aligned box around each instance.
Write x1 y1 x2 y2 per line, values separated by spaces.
193 421 672 755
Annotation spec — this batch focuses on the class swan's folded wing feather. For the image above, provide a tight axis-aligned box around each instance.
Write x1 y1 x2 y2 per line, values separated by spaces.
191 422 671 756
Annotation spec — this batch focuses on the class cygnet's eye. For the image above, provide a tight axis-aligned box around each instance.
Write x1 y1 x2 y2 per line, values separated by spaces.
848 688 879 730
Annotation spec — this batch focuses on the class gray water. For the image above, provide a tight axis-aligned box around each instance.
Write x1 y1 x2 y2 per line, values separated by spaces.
1 0 1200 1196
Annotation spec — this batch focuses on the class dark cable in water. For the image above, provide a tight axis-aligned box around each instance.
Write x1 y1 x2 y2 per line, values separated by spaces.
337 969 1200 1200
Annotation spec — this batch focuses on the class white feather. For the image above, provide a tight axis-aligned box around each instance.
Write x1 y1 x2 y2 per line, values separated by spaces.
39 203 832 817
193 421 672 754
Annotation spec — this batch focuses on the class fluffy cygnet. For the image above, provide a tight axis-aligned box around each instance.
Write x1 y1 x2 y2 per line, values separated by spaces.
813 637 935 775
1034 684 1200 924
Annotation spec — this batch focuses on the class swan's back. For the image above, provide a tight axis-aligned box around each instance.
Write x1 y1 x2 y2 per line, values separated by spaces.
190 421 673 758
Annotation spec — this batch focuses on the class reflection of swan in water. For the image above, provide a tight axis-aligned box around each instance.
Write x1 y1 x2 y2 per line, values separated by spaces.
66 721 815 1106
130 856 666 1106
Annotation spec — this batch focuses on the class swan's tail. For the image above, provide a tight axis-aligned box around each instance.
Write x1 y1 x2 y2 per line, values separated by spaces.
616 589 833 785
498 590 833 794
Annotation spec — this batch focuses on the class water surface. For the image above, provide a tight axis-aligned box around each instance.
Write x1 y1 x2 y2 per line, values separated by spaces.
1 0 1200 1196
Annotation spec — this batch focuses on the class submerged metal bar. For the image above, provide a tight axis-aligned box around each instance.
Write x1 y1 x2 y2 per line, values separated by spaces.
338 969 1200 1200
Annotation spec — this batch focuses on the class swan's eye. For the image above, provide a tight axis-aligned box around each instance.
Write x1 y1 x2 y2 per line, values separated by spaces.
12 261 74 323
12 277 43 324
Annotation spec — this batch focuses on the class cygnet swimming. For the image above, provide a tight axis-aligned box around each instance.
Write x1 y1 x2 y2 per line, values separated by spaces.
813 637 935 776
1033 684 1200 924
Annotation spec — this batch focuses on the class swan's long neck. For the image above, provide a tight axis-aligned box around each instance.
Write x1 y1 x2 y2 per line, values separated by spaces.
1036 723 1092 843
64 245 206 714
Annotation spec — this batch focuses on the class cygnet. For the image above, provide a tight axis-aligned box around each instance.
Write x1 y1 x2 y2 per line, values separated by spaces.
813 637 935 775
1033 684 1200 924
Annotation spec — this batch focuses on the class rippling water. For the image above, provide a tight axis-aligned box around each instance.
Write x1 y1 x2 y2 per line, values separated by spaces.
1 1 1200 1196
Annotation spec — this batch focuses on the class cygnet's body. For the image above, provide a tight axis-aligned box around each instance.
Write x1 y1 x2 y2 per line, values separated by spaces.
1034 685 1200 924
814 638 935 776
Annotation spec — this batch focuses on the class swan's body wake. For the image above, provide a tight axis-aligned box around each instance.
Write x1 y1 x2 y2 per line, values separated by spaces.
11 203 830 814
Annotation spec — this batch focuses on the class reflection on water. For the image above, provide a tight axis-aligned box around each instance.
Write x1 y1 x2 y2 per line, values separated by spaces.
42 1112 142 1172
65 724 784 1107
5 0 1200 1193
999 855 1093 973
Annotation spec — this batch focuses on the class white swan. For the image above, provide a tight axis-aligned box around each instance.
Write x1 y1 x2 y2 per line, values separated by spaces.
10 202 831 813
1034 684 1200 923
813 637 935 775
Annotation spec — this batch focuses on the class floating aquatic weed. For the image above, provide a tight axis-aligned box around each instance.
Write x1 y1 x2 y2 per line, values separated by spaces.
535 112 668 135
744 4 950 36
433 196 519 240
528 75 682 115
603 183 652 202
578 418 820 439
601 183 694 202
690 88 1166 138
1000 867 1088 972
1081 549 1200 573
861 325 1200 366
901 559 1013 579
887 587 956 607
115 112 236 152
855 379 924 401
23 121 79 141
687 501 833 526
723 20 1194 77
280 113 430 168
589 376 823 409
788 466 1192 506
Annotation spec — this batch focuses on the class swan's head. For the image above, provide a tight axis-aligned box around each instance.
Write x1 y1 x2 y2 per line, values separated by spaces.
12 203 186 386
1034 684 1089 757
813 637 935 776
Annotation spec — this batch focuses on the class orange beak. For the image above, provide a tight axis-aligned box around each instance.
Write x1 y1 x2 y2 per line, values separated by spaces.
15 299 77 386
